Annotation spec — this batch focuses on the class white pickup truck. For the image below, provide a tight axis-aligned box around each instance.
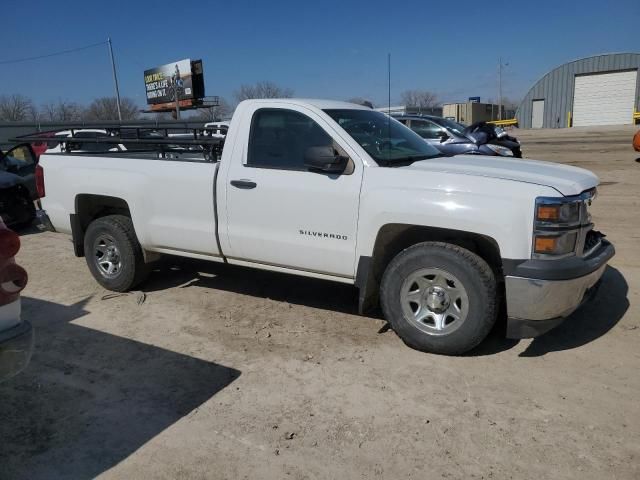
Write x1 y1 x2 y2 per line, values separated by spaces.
34 99 614 354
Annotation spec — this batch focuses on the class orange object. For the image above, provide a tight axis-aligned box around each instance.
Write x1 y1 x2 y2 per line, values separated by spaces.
534 236 558 253
633 130 640 152
537 205 559 221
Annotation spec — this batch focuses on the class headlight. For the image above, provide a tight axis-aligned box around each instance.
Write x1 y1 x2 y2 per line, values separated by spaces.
535 200 582 226
486 144 513 156
532 190 596 259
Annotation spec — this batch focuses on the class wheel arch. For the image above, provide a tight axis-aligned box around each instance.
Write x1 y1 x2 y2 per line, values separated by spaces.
356 223 503 314
72 194 132 257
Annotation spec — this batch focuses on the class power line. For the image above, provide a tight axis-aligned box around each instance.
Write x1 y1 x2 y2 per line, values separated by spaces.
0 41 107 65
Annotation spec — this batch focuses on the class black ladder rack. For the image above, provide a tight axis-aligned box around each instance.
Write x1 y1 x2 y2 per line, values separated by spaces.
12 124 228 161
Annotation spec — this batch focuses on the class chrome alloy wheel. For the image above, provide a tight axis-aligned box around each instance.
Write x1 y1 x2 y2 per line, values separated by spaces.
400 268 469 336
94 234 122 277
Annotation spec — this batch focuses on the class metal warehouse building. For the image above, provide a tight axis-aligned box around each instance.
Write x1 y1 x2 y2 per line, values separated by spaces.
516 53 640 128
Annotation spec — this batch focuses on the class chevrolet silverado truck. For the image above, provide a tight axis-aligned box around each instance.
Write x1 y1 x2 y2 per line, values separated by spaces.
31 99 614 354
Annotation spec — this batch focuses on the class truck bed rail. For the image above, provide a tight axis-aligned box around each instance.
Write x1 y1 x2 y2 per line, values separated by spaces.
12 124 228 161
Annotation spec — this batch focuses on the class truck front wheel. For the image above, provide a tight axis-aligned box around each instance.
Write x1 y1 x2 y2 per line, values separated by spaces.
380 242 497 355
84 215 149 292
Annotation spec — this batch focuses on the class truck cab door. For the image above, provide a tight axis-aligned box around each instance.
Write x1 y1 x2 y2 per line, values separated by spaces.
221 105 363 279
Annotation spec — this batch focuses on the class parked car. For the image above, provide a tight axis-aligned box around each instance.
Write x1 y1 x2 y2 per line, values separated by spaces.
0 144 39 228
0 218 32 381
33 99 613 355
395 115 522 158
203 121 230 137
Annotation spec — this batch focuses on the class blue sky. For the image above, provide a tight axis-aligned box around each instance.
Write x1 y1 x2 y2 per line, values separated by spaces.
1 0 637 108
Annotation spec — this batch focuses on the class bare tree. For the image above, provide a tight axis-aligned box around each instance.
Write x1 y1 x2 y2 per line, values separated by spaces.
400 90 439 113
194 97 232 121
83 97 140 121
153 112 175 121
346 97 374 108
40 100 84 122
234 81 294 103
0 94 35 122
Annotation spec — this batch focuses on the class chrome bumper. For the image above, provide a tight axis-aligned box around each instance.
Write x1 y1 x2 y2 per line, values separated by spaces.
505 263 606 322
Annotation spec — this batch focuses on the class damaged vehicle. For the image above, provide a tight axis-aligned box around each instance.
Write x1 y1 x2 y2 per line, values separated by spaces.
0 144 38 228
395 115 522 158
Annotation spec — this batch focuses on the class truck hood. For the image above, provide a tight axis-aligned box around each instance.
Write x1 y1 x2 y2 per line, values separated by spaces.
402 155 598 196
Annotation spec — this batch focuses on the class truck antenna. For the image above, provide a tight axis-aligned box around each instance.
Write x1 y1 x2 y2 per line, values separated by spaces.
387 53 391 115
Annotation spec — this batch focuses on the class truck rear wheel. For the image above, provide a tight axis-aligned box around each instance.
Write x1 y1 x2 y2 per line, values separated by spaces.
380 242 497 355
84 215 149 292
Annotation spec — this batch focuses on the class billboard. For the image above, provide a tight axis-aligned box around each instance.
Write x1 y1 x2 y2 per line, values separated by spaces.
144 59 205 105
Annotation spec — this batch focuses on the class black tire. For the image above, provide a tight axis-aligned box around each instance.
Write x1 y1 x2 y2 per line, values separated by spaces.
380 242 497 355
83 215 149 292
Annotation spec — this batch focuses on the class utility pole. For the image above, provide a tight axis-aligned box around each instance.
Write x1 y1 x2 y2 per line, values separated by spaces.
497 57 510 121
387 53 391 115
107 37 122 122
174 82 180 119
498 57 503 121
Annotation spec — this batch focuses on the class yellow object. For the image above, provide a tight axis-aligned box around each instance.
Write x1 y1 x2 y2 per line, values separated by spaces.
487 118 518 126
567 111 572 127
537 205 560 222
534 236 558 254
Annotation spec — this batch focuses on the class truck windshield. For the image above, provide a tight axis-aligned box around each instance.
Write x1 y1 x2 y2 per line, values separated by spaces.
324 109 442 165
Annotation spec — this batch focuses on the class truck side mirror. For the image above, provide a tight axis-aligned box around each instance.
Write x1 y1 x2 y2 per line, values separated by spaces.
304 146 348 174
437 130 449 142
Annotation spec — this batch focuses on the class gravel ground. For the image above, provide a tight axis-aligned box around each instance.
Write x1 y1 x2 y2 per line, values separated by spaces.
1 125 639 480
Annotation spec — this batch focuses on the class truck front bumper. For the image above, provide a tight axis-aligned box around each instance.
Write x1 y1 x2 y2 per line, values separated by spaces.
0 319 34 382
504 240 615 339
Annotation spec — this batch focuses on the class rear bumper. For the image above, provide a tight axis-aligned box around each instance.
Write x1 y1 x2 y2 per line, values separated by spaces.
504 241 614 339
0 319 34 382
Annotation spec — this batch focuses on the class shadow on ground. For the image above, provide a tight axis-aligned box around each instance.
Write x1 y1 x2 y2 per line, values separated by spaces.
14 223 42 237
145 257 627 358
469 266 628 356
144 256 364 316
0 296 240 480
519 266 628 356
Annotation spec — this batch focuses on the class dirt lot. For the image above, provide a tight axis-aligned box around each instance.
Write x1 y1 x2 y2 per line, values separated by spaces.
1 126 639 480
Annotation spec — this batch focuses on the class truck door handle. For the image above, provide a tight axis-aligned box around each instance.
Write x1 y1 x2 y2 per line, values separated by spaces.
230 179 257 189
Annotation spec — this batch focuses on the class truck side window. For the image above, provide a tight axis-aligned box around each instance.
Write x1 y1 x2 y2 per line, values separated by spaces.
247 109 332 170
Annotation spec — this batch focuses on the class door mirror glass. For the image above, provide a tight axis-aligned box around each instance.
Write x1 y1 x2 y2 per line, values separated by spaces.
304 146 348 173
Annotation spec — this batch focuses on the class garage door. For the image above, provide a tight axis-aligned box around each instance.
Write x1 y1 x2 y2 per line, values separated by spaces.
572 70 638 126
